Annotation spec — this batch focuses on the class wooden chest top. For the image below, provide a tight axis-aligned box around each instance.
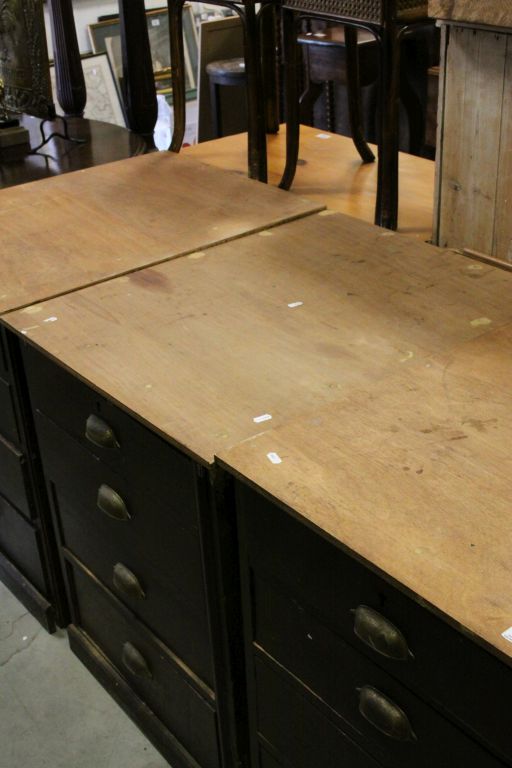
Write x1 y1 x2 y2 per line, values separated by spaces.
0 152 321 315
4 211 512 466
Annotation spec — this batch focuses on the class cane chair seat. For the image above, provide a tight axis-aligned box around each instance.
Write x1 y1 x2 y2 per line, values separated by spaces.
282 0 428 23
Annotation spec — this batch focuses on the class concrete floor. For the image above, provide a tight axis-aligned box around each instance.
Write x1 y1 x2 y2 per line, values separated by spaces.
0 583 170 768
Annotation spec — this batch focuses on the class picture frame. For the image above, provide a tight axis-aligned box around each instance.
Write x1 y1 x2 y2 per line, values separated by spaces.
88 6 198 93
49 53 126 128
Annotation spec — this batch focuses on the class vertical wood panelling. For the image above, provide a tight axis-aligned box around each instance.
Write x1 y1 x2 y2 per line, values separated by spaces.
437 27 507 255
493 35 512 262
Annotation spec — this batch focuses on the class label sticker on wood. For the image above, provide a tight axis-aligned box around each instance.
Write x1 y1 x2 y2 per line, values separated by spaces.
267 452 282 465
501 627 512 643
254 414 272 424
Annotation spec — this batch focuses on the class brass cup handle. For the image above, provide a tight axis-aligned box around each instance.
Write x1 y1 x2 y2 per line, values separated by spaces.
97 484 130 521
121 642 152 680
113 563 145 600
352 605 413 661
357 686 417 742
85 414 119 450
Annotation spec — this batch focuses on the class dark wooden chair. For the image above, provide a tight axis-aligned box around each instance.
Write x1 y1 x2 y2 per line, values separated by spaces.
280 0 430 230
48 0 158 146
168 0 279 182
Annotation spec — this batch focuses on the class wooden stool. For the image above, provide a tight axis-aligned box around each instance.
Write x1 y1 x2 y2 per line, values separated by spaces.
299 27 378 164
299 25 433 160
206 58 247 139
280 0 431 230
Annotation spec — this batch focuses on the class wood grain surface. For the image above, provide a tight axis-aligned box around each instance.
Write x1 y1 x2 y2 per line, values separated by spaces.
429 1 512 28
0 151 321 315
186 126 436 240
219 349 512 664
4 212 511 468
434 27 512 261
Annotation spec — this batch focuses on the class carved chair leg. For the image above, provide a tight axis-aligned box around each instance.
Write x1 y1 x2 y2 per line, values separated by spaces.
169 0 187 152
279 8 300 190
375 23 400 230
243 2 268 181
345 26 375 164
48 0 86 117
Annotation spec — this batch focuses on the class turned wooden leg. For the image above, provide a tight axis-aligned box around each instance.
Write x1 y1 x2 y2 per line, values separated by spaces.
169 0 187 152
345 25 375 164
260 3 280 134
243 1 268 181
279 7 300 191
375 23 401 230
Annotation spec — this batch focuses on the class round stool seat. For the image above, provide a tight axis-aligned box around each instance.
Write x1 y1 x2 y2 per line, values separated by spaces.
206 58 248 139
206 58 246 86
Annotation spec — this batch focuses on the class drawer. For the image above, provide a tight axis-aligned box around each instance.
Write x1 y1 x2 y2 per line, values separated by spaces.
238 481 512 763
0 376 20 446
69 558 220 768
255 652 382 768
0 493 45 593
252 582 505 768
0 434 34 519
37 412 213 685
22 343 196 497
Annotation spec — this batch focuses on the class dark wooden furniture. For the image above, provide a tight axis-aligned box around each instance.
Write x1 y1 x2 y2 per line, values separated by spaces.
4 208 509 766
0 152 321 639
230 474 512 767
48 0 157 141
298 26 377 163
4 208 512 767
206 58 247 139
0 326 65 632
280 0 430 229
169 0 278 181
298 25 436 158
0 115 145 190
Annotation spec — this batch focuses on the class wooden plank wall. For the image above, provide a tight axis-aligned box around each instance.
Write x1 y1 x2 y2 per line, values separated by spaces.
434 26 512 262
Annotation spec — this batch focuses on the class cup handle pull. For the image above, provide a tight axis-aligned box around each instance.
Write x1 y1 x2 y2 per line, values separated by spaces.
352 605 413 661
113 563 145 600
97 484 130 521
358 685 417 742
122 642 152 680
85 414 119 450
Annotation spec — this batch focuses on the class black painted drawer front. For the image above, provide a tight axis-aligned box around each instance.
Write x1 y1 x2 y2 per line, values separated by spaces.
252 581 504 768
0 493 45 593
0 434 34 519
22 343 196 499
238 482 512 764
69 559 220 768
37 412 213 685
0 377 20 446
255 652 382 768
259 745 284 768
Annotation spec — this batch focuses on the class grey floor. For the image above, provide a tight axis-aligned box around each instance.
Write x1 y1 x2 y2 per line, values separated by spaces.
0 583 170 768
